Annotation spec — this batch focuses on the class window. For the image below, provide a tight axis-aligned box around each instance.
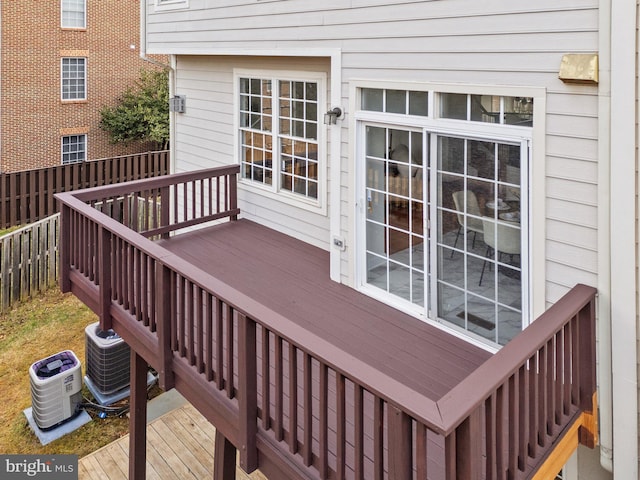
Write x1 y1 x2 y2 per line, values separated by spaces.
62 135 86 164
61 0 86 29
61 58 86 101
238 73 322 202
358 87 534 347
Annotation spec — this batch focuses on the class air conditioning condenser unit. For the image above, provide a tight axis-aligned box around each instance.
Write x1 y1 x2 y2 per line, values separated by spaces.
29 350 82 431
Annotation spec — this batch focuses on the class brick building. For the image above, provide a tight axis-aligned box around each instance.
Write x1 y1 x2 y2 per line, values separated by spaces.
0 0 166 173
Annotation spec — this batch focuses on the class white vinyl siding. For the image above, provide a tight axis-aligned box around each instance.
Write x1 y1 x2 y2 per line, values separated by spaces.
151 0 599 304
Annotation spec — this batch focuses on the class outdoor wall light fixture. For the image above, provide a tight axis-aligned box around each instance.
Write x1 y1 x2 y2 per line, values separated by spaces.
323 107 342 125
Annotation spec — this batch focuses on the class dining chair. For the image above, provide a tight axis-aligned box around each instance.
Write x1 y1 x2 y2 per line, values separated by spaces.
451 190 484 256
479 218 521 286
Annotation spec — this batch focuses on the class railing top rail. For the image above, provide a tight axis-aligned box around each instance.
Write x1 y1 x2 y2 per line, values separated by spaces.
72 165 239 202
437 283 597 434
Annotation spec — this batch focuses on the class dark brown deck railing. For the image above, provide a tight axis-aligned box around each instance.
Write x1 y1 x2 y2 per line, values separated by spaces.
1 150 169 229
56 165 597 480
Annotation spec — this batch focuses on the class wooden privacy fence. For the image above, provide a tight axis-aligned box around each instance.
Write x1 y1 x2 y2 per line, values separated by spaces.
0 214 59 313
57 165 598 480
0 150 169 229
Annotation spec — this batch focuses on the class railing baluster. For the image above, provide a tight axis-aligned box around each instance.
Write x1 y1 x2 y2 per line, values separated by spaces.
275 336 284 441
318 364 329 479
261 327 271 430
354 384 364 480
196 286 204 373
496 385 505 477
518 364 528 472
373 396 384 480
508 374 518 476
205 293 213 381
216 298 224 389
225 303 234 399
303 353 313 466
546 338 554 436
485 393 496 479
288 343 298 454
336 373 346 480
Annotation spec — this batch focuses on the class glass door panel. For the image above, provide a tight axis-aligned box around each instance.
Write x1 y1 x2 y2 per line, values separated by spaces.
435 135 523 345
364 125 426 308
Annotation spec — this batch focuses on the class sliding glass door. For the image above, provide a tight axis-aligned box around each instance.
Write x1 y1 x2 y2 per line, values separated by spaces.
360 122 528 346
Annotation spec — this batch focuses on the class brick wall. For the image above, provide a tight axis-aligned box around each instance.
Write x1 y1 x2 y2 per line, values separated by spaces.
0 0 166 172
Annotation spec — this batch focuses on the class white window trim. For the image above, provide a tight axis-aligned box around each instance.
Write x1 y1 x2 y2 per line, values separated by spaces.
154 0 189 12
61 57 87 101
347 80 546 350
61 134 87 165
234 68 328 216
60 0 86 29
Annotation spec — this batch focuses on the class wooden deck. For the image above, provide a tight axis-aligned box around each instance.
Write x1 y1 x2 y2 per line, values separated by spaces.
57 165 599 479
79 403 268 480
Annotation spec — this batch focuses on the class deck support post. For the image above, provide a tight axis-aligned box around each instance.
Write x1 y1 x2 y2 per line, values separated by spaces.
98 226 113 331
453 409 482 480
160 186 170 239
388 405 412 479
156 263 175 390
238 313 258 473
129 351 148 480
229 173 238 221
578 300 597 448
214 429 236 480
59 204 71 293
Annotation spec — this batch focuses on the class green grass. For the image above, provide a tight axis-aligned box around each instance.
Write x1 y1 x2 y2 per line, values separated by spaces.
0 289 134 456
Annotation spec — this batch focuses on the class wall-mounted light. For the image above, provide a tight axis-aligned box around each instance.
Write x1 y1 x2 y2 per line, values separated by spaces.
323 107 342 125
169 95 186 113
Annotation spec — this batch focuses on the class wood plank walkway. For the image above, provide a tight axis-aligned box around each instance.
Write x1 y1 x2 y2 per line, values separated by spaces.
79 403 269 480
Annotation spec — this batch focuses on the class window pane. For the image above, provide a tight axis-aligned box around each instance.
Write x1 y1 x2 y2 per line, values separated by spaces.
470 95 500 123
386 90 406 114
362 88 384 112
504 96 533 126
440 93 467 120
408 91 428 116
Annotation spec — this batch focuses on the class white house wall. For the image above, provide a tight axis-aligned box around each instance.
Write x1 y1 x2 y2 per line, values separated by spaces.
151 0 601 305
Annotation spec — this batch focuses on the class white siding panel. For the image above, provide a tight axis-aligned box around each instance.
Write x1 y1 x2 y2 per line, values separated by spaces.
546 198 597 229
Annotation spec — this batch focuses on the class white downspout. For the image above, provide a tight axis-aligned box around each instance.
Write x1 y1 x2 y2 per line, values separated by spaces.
608 0 638 476
597 0 613 471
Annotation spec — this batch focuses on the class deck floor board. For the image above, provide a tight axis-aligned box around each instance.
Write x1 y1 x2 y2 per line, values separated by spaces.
159 219 491 402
